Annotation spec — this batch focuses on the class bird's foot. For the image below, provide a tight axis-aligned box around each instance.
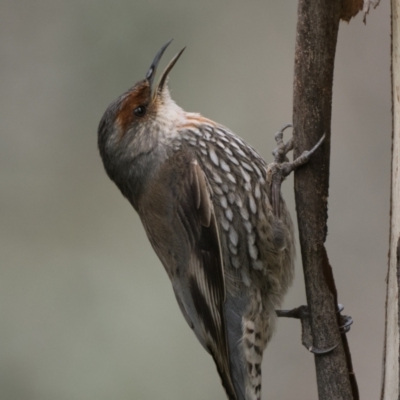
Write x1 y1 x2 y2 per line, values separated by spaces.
276 304 352 354
269 124 325 217
275 305 335 354
271 123 325 178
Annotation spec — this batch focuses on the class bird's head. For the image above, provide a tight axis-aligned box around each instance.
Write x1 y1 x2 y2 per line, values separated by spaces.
98 40 185 171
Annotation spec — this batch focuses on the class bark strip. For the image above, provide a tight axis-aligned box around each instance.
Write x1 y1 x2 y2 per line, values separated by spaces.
381 2 400 398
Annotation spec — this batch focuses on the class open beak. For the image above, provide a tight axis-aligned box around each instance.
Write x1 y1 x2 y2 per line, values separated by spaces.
145 40 185 100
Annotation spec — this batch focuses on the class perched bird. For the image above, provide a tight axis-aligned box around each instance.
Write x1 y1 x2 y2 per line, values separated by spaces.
98 41 296 400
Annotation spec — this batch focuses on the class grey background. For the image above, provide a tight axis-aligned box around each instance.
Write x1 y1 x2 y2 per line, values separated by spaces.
1 1 390 399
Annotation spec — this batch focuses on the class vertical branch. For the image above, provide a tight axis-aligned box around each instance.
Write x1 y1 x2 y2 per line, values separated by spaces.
293 1 354 399
381 0 400 398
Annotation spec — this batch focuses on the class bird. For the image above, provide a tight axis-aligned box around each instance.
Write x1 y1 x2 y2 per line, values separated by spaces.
98 40 297 400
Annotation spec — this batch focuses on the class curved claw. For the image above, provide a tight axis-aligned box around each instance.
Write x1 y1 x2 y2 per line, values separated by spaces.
272 123 293 162
308 342 339 355
308 133 326 155
336 303 353 333
339 315 353 334
274 123 292 142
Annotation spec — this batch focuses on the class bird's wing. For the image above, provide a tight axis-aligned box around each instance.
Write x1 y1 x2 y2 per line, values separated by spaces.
138 150 237 399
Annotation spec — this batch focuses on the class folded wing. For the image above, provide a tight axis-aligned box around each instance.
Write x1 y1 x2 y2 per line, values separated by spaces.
138 150 237 399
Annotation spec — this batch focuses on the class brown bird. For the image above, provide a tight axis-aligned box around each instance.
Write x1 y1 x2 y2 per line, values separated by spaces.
98 41 310 400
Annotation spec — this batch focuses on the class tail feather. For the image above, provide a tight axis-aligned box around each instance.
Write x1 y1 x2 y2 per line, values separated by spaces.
224 295 248 400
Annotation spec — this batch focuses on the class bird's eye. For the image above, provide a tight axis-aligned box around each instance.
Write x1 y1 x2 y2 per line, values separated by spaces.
134 106 146 117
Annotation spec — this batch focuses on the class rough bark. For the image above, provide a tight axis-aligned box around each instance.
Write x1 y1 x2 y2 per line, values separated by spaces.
381 1 400 398
292 1 356 399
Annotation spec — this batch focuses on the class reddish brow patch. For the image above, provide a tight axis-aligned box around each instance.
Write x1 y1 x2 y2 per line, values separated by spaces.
116 81 151 135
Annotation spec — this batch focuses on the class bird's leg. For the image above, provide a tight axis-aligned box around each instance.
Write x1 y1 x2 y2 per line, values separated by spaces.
276 304 353 354
269 124 325 218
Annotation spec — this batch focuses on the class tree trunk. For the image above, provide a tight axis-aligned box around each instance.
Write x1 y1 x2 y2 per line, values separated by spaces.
292 1 355 398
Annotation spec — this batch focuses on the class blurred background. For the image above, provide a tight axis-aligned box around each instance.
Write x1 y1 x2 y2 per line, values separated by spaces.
0 1 390 399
